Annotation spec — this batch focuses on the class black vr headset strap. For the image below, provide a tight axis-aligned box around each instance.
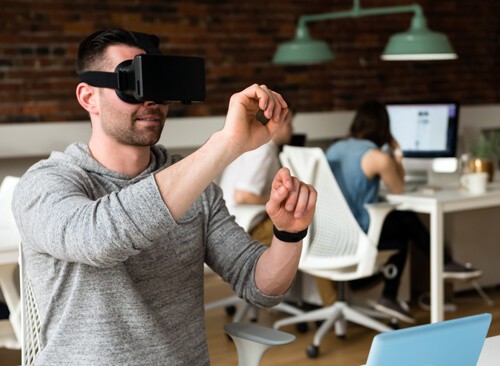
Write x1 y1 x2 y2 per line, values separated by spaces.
79 61 139 104
78 31 161 91
79 71 119 89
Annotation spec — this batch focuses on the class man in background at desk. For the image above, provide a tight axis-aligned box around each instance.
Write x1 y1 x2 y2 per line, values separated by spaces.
220 104 296 245
325 100 481 323
220 106 337 306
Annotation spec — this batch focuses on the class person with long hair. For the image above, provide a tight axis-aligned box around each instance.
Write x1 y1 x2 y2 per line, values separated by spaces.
325 100 481 323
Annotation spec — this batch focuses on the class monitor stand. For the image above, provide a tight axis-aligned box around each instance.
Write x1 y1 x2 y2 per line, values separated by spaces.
403 158 432 189
405 170 428 185
404 171 428 192
404 158 461 189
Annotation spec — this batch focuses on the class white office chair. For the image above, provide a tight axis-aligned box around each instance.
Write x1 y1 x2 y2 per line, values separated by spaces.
0 175 40 364
0 176 22 349
224 322 295 366
273 146 397 358
19 239 41 366
205 204 304 323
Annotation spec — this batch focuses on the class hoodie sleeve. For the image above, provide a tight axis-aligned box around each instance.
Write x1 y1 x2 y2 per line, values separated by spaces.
201 183 282 308
12 163 177 268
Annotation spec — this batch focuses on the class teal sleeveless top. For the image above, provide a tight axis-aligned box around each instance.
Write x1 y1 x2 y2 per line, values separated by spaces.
325 138 379 232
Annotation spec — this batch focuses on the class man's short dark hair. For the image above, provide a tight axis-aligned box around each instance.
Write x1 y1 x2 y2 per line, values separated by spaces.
76 28 160 74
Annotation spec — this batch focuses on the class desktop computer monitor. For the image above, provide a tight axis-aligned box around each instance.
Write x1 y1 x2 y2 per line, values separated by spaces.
385 101 460 184
385 101 460 158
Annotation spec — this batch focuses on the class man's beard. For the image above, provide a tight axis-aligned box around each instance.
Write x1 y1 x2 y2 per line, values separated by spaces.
105 107 166 147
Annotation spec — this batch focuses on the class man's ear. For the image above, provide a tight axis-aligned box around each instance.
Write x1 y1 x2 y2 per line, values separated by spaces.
76 83 99 115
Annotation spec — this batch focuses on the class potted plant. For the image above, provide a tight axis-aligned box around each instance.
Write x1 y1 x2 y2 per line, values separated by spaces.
469 131 500 182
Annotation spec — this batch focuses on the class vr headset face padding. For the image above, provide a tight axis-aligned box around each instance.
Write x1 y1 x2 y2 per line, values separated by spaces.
114 59 140 104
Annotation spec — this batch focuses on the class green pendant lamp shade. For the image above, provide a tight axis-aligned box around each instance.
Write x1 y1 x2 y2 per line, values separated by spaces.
272 25 334 65
381 13 457 60
272 2 458 64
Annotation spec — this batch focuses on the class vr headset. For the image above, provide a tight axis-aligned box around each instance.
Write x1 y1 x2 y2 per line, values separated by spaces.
79 32 205 104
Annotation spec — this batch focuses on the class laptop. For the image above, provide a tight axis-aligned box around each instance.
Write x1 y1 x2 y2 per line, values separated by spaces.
364 313 492 366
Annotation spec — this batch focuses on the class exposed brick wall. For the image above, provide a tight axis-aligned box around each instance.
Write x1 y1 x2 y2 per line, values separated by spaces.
0 0 498 123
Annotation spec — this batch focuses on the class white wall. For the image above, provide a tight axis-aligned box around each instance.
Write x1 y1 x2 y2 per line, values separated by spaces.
0 104 499 180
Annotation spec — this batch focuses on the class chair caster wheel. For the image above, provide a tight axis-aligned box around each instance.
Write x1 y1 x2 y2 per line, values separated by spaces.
306 344 319 358
296 322 309 333
389 320 399 330
336 334 346 340
225 306 236 316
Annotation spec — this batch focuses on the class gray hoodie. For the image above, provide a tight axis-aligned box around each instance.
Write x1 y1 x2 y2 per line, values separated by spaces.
12 142 280 366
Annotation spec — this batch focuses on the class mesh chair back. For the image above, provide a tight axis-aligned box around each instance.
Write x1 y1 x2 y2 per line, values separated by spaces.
20 250 41 366
279 146 378 280
0 175 41 364
0 176 22 344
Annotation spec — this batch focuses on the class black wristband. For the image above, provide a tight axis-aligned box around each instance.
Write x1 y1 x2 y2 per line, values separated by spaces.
273 225 308 243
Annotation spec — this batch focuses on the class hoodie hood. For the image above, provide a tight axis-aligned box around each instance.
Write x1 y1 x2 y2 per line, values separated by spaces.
43 142 180 186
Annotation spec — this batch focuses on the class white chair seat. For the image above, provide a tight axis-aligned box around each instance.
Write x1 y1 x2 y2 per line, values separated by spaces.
224 322 295 366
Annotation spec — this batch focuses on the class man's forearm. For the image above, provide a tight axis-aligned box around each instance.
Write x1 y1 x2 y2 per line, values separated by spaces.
153 84 289 221
254 239 302 296
154 132 238 220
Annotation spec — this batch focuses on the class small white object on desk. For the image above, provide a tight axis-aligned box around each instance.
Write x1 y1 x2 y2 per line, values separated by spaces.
418 185 441 195
460 172 488 194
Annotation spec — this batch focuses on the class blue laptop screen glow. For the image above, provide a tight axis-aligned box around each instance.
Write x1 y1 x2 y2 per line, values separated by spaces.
366 313 491 366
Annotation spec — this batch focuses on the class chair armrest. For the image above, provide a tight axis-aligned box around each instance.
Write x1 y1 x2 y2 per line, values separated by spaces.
224 322 295 346
364 202 398 244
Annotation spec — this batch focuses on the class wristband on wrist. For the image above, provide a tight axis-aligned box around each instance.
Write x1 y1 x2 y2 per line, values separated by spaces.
273 225 308 243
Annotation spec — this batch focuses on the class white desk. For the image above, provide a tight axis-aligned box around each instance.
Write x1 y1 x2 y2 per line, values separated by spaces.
385 182 500 323
477 335 500 365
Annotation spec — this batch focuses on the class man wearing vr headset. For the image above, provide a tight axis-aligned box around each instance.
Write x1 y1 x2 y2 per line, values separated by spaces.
12 28 316 365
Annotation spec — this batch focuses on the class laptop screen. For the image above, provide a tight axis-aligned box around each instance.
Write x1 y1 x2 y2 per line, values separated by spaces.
365 313 491 366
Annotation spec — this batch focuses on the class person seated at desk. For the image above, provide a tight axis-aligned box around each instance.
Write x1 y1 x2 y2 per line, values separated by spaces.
220 106 337 306
325 100 481 323
219 104 295 245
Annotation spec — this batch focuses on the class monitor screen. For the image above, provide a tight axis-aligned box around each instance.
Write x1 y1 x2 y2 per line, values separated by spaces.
385 101 459 158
